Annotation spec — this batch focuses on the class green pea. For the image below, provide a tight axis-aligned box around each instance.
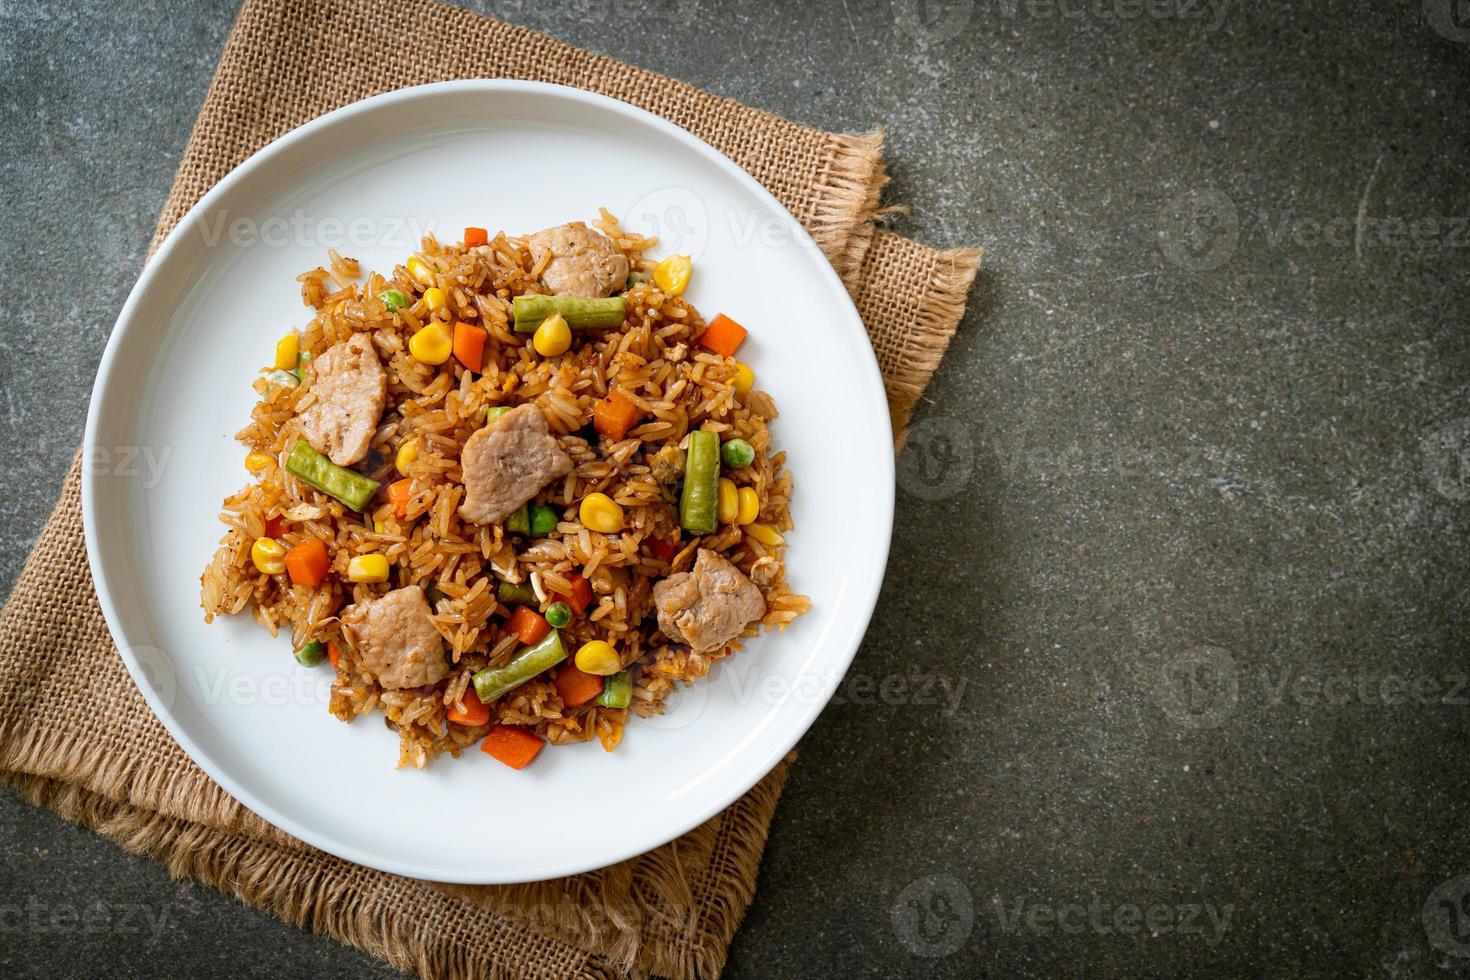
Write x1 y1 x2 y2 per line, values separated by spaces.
381 289 411 311
294 640 325 667
529 503 559 536
505 504 530 535
487 405 512 424
545 601 572 629
720 438 755 468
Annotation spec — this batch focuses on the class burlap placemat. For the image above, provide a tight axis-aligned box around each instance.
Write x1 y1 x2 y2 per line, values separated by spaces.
0 0 980 976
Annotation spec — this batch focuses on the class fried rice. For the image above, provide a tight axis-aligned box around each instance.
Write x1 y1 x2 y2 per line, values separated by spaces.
200 210 809 769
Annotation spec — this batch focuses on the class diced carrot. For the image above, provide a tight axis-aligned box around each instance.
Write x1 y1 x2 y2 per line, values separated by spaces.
387 479 412 518
696 313 748 357
263 515 286 538
464 226 488 248
284 537 329 587
647 537 675 562
555 663 605 708
327 642 342 669
453 321 486 372
593 389 642 442
506 605 551 645
447 687 490 726
555 573 595 616
480 725 544 770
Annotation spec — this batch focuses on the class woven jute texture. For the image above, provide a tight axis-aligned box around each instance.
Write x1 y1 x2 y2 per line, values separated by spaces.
0 0 980 977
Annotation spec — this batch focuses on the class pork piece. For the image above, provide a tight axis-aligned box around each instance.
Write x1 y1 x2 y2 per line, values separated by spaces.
342 585 448 690
652 549 767 653
299 333 387 466
526 222 630 298
457 404 573 525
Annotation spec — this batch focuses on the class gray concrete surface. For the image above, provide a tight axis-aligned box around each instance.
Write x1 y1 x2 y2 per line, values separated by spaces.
2 0 1467 976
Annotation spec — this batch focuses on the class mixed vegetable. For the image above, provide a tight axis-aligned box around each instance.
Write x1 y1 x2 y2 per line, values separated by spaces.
247 229 770 770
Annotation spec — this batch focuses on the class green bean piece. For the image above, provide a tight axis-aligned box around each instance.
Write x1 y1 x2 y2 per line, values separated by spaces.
544 601 572 629
512 294 626 333
486 405 512 424
294 640 325 667
496 578 535 606
285 440 380 511
720 438 755 468
679 430 720 534
596 668 633 708
473 630 567 702
505 503 530 535
529 503 559 536
381 289 411 311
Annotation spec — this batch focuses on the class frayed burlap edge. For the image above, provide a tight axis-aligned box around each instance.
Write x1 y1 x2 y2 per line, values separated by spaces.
851 230 982 445
808 130 888 290
893 244 983 444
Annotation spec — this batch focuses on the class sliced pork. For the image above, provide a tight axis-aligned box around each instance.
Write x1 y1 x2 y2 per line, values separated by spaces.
526 222 630 298
342 585 448 691
652 549 766 653
299 332 387 466
458 404 573 525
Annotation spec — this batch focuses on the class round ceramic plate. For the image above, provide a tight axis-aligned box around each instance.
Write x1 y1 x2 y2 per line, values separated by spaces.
83 81 893 883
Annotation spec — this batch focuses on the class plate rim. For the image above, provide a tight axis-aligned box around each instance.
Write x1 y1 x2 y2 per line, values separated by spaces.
82 78 894 883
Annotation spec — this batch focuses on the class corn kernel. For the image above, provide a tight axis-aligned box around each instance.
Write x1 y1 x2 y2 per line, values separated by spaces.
244 451 275 475
347 553 390 583
736 486 760 525
423 286 447 313
250 537 287 575
533 313 572 357
717 478 739 524
652 254 692 296
395 438 419 476
274 332 299 371
408 324 453 364
746 523 784 547
731 361 755 394
406 255 434 286
579 492 625 533
575 640 621 676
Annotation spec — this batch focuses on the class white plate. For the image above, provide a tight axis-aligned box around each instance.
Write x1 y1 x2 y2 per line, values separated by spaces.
83 81 892 883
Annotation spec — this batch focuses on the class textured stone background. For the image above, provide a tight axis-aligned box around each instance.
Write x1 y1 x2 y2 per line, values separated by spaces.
2 0 1467 976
